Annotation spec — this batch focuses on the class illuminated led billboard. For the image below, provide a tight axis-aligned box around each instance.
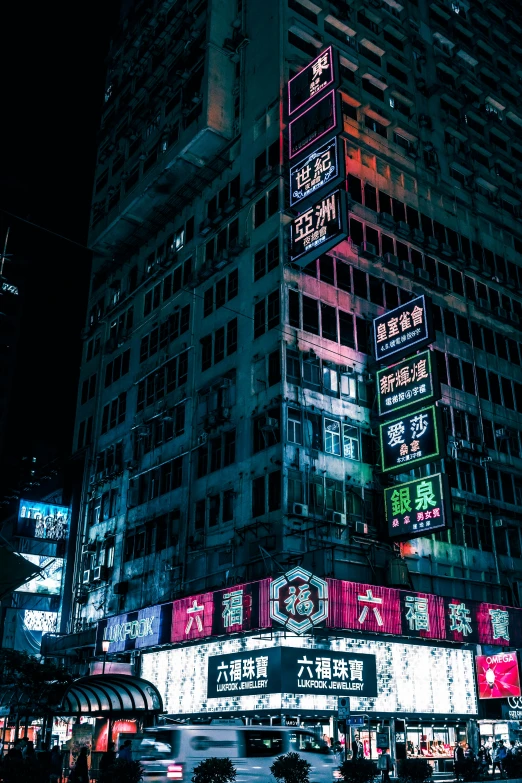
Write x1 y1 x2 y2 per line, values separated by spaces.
376 350 439 417
288 46 338 116
15 555 64 595
385 473 450 538
18 500 69 540
379 405 441 473
289 90 340 159
289 189 347 266
290 137 342 207
476 652 521 699
373 295 432 363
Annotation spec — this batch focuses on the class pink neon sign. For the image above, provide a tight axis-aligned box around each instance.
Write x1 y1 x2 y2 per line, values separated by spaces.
288 46 336 116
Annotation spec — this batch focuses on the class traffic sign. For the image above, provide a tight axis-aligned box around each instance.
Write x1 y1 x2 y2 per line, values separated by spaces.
346 716 365 726
337 697 350 719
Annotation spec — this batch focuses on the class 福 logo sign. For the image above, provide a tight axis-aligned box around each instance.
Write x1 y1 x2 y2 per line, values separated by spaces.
270 567 328 634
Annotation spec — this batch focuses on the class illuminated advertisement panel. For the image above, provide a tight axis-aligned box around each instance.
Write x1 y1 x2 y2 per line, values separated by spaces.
96 603 172 655
385 473 450 538
290 137 343 207
23 610 58 633
476 652 521 699
17 500 69 540
380 405 441 473
288 46 338 116
376 350 439 417
207 647 377 698
142 635 477 717
289 189 347 266
15 555 64 595
289 90 340 159
373 295 432 363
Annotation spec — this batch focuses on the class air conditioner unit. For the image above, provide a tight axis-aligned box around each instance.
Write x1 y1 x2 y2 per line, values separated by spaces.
292 503 309 517
332 512 347 525
396 221 410 237
82 570 91 585
402 260 414 275
93 565 109 582
415 268 430 282
199 218 213 236
378 212 395 228
412 228 425 244
223 197 237 214
426 235 439 250
355 521 369 535
360 241 378 258
383 253 400 268
458 439 472 450
495 307 508 319
477 298 490 310
510 312 520 324
259 165 274 182
440 243 452 257
243 180 257 197
437 278 449 291
261 416 279 430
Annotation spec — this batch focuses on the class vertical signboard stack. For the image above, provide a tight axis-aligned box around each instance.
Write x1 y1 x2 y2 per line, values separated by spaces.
372 297 451 539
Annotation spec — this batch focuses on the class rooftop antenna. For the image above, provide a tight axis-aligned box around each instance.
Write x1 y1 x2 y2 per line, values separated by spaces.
0 227 11 276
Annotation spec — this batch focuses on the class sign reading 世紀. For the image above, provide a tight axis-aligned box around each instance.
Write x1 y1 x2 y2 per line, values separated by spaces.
373 295 432 363
289 189 347 266
385 473 451 538
288 46 338 116
289 137 343 207
379 405 441 473
207 647 378 698
376 350 440 417
289 90 340 159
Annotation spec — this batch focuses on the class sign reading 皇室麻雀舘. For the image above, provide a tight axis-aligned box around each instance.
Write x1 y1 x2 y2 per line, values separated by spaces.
373 296 432 363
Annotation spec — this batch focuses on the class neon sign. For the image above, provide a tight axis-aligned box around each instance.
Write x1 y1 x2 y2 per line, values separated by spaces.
379 405 441 473
385 473 450 538
376 350 439 416
476 652 521 699
289 89 340 158
270 566 328 634
373 295 432 363
289 188 347 265
290 136 342 207
288 47 337 116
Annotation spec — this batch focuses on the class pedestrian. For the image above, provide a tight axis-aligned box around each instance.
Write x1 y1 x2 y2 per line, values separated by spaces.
69 747 89 783
99 741 117 773
351 733 363 761
377 748 392 783
454 742 465 782
493 741 507 777
118 739 133 762
50 745 63 783
478 744 491 776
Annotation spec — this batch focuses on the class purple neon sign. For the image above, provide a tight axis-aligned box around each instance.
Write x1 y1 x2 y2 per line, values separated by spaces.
289 89 338 159
288 46 336 116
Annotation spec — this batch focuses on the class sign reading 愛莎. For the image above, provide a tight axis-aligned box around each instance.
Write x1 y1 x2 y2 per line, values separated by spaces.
385 473 450 538
289 90 340 159
373 296 432 363
288 46 337 116
376 350 440 417
289 189 347 266
207 647 378 698
380 405 441 473
290 137 342 207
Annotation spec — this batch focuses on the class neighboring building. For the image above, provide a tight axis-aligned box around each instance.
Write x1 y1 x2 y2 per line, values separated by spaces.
0 256 21 470
53 0 522 760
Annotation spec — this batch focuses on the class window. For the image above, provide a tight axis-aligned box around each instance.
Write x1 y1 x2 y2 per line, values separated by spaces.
254 186 279 227
81 373 97 404
104 349 131 387
343 424 360 460
254 238 279 280
101 392 127 433
77 416 93 449
254 291 279 338
324 418 342 456
365 114 388 137
253 407 280 453
136 351 189 412
251 470 281 517
202 270 238 317
128 458 184 507
287 408 302 444
200 319 238 370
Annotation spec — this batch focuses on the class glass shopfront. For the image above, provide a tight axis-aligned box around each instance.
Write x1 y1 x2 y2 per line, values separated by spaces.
405 722 468 772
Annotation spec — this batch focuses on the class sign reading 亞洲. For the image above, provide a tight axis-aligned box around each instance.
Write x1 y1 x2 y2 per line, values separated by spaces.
373 296 432 363
385 473 450 538
289 189 347 266
207 647 377 698
380 405 441 473
289 90 340 159
288 46 337 116
376 350 440 417
290 137 342 207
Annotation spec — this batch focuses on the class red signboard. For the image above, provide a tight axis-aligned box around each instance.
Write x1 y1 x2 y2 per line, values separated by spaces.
476 652 521 699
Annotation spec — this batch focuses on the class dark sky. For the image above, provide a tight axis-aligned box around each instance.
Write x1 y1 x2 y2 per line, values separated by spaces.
0 1 120 497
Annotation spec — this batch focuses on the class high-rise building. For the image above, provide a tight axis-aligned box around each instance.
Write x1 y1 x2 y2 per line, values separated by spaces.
53 0 522 754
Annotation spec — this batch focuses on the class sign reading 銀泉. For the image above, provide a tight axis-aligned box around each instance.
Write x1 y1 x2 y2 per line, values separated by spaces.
270 566 328 634
289 189 347 266
207 647 377 698
288 46 338 116
380 405 441 473
385 473 450 538
376 350 440 417
373 295 432 363
289 90 340 159
290 137 343 207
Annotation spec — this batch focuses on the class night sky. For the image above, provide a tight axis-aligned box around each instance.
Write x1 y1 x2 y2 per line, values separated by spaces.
0 1 119 502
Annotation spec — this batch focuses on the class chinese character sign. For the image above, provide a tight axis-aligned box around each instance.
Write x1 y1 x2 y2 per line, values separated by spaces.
280 648 377 696
207 648 278 697
270 566 328 634
476 652 521 699
288 46 337 115
380 406 441 473
385 473 449 538
289 90 340 158
377 350 440 417
290 137 342 206
373 296 432 363
289 189 347 266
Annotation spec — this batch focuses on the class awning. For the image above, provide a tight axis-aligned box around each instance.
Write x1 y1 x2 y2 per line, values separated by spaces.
0 547 42 599
58 674 163 717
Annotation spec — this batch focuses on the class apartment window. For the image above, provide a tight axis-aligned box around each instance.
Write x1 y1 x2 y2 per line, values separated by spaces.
343 424 360 460
364 115 387 138
251 470 281 517
104 349 131 387
324 418 342 456
253 407 280 453
136 351 189 411
287 408 302 444
77 416 93 449
81 374 97 404
101 393 127 434
200 319 238 370
254 186 279 228
85 335 101 362
202 270 238 317
254 291 279 338
254 238 279 281
128 459 184 507
140 306 190 363
144 282 162 317
254 140 279 180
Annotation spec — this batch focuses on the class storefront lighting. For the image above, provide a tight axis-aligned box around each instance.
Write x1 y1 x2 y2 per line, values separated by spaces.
102 639 110 653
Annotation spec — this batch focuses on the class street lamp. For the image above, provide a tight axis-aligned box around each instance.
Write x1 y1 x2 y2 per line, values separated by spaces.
102 639 110 674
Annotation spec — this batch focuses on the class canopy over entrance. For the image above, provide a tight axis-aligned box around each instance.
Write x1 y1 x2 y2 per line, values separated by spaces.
58 674 163 717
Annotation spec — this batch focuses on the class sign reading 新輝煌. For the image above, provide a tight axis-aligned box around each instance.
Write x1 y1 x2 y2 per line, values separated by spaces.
376 350 440 417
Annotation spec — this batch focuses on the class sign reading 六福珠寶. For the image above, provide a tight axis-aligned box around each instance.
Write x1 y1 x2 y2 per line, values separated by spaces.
376 350 440 417
385 473 450 538
373 296 432 363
